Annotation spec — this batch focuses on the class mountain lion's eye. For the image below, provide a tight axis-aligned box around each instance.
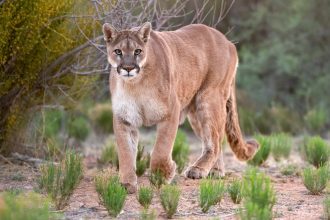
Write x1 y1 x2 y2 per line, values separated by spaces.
134 49 142 55
114 49 122 55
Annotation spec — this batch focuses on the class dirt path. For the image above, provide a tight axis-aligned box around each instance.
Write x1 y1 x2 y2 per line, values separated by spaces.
0 133 326 219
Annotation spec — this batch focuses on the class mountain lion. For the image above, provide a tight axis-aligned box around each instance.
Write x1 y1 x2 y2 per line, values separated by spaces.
102 22 259 193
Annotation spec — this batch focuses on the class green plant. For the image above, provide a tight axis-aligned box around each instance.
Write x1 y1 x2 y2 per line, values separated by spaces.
89 103 113 134
0 0 97 153
95 175 127 217
240 201 272 220
304 107 327 133
136 145 150 177
0 191 60 220
39 151 83 209
43 109 64 138
172 129 190 174
302 166 329 195
280 164 299 176
138 186 153 209
305 136 330 168
160 185 180 218
241 168 276 219
140 209 157 220
248 134 272 166
149 169 166 190
271 133 292 161
199 178 226 213
228 178 243 204
68 116 90 141
10 172 25 181
324 196 330 220
99 140 119 169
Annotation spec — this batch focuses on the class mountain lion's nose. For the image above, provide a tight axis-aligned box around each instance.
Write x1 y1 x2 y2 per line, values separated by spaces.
122 65 135 72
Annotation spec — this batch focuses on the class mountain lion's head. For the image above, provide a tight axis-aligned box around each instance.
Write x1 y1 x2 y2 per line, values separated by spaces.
102 22 152 80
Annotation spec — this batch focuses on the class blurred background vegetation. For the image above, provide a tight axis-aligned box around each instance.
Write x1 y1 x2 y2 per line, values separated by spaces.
0 0 329 156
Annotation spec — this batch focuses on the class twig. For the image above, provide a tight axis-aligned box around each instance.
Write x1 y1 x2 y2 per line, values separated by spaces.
0 154 13 165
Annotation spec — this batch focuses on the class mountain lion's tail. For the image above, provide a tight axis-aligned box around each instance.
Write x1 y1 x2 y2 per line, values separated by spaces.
225 64 259 160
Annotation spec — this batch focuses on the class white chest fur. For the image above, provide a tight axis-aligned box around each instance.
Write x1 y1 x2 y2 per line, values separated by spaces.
112 81 167 127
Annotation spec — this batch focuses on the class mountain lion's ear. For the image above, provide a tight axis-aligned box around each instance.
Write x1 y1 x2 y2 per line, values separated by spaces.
138 22 152 43
103 23 117 42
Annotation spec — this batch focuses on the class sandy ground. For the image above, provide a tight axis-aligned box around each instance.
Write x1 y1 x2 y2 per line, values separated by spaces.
0 131 327 219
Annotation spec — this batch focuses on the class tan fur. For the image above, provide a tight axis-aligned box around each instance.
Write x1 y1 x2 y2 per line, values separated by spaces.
103 22 259 193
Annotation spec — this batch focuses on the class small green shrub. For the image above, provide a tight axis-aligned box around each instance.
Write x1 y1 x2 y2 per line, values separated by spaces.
0 192 60 220
68 116 90 141
160 185 180 218
271 133 292 161
304 107 327 134
99 140 119 169
149 169 166 190
89 103 113 134
140 209 157 220
95 175 127 217
136 160 149 177
138 186 153 209
172 129 190 174
136 145 150 177
305 136 330 168
39 151 83 209
248 134 272 166
240 201 272 220
199 178 226 213
228 179 243 204
43 109 64 138
324 196 330 220
302 166 329 195
280 164 299 176
241 168 276 219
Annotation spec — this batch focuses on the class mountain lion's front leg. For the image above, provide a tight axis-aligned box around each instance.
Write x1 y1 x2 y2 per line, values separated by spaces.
114 117 139 193
150 104 180 182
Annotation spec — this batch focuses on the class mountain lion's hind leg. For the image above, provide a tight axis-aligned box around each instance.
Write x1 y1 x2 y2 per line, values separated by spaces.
186 92 227 179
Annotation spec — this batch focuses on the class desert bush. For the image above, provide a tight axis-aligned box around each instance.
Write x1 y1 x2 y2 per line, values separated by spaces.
138 186 153 209
241 168 276 219
280 164 299 176
136 159 149 177
95 175 127 217
136 145 150 177
271 133 292 161
43 109 65 138
0 0 97 153
199 178 226 213
228 178 243 204
99 140 119 169
89 103 113 134
68 116 90 141
324 196 330 220
140 209 157 220
172 129 190 174
304 107 327 134
149 169 166 190
304 136 330 168
240 201 272 220
248 134 272 166
39 151 83 209
302 166 329 195
160 185 180 218
0 191 60 220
